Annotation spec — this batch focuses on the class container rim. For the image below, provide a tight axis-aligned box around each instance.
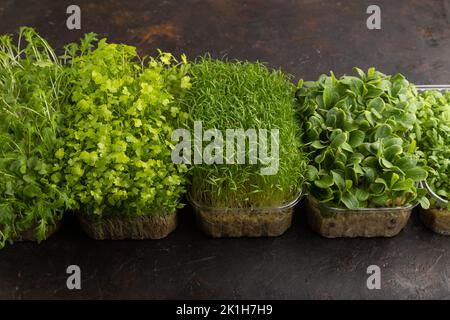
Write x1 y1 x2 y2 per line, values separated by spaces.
187 188 303 213
416 85 450 91
421 180 449 206
308 195 418 212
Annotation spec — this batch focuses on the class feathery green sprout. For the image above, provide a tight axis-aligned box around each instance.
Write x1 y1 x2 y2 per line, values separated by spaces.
183 57 306 208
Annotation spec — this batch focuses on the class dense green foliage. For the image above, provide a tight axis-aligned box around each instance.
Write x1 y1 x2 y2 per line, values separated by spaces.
296 68 429 209
183 58 306 208
0 28 72 247
61 35 191 217
3 26 449 247
415 90 450 209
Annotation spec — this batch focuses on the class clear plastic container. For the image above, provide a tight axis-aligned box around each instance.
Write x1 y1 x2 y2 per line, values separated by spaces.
187 191 303 238
419 181 450 235
306 196 416 238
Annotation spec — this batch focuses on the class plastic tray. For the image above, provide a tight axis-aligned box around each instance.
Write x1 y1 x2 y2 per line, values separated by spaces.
187 190 303 238
306 196 416 238
419 175 450 236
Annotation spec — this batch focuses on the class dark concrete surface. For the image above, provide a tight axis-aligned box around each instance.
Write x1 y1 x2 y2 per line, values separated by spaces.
0 0 450 299
1 205 450 299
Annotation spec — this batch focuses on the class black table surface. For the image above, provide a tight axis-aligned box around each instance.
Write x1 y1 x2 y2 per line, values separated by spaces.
1 0 450 299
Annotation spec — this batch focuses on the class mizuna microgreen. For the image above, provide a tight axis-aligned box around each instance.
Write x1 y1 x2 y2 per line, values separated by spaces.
182 57 307 208
61 34 191 217
296 67 429 209
0 27 73 248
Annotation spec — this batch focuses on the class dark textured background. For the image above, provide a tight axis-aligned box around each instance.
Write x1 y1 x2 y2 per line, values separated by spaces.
0 0 450 299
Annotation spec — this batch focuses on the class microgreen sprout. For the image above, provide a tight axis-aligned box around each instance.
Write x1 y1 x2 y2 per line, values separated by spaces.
297 67 429 209
415 90 450 209
61 35 191 218
182 57 307 208
0 27 73 248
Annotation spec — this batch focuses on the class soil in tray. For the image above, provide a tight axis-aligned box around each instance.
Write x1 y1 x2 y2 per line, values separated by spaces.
77 213 177 240
12 221 61 242
194 208 293 238
420 208 450 235
306 196 412 238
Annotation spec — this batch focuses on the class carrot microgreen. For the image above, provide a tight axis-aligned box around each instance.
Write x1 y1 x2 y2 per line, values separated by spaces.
182 57 307 208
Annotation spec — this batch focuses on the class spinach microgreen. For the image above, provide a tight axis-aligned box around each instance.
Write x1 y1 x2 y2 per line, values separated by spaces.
297 67 429 209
